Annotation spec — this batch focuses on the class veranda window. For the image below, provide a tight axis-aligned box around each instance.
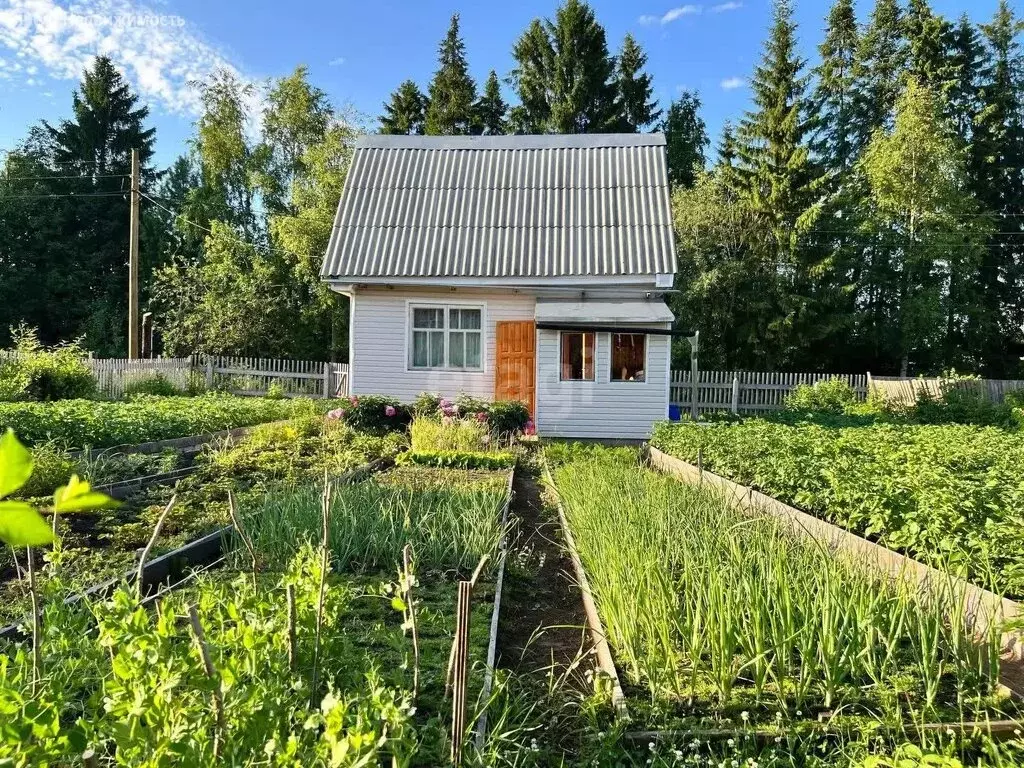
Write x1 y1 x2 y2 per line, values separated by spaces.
610 333 646 382
560 332 594 381
410 305 483 370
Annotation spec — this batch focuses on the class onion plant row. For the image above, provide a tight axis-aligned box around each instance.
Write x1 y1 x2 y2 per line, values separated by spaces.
237 467 509 573
550 447 1015 729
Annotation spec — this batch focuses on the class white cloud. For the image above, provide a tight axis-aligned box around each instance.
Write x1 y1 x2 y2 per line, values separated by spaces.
328 56 345 67
720 76 745 90
711 1 742 11
0 0 254 116
638 5 702 25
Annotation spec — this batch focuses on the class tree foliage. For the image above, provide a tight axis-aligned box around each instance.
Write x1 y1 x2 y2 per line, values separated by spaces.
660 92 708 188
424 14 477 136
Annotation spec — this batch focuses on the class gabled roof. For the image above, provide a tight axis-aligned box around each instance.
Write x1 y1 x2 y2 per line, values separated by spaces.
321 133 676 281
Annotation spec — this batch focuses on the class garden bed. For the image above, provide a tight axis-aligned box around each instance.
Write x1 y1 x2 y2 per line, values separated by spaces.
544 444 1024 746
649 419 1024 597
0 456 512 765
0 417 405 626
0 393 322 449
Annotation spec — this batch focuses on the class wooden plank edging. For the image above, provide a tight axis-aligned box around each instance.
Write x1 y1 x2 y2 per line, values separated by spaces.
542 456 629 720
474 468 516 750
645 446 1024 671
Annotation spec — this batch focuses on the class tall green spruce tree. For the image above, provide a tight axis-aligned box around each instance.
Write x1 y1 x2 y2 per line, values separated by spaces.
6 56 158 355
660 92 708 188
904 0 955 99
614 33 661 132
813 0 860 174
970 0 1024 374
424 14 477 135
730 0 835 369
511 0 618 133
852 0 905 153
380 81 428 135
474 71 509 135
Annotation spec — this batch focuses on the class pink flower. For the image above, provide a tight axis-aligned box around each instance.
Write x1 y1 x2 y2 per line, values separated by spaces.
439 398 452 408
349 396 359 406
524 419 536 436
327 408 346 421
476 411 488 422
385 405 396 417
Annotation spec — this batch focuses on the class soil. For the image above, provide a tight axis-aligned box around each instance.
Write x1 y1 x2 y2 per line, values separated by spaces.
496 464 591 685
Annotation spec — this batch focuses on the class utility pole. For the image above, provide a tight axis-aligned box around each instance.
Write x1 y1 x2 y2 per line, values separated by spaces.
128 148 140 359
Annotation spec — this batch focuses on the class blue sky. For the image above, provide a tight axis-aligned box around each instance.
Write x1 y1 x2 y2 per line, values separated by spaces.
0 0 1012 167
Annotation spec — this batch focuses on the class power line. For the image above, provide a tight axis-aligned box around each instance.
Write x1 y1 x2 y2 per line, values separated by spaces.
2 173 130 181
140 191 299 258
0 192 128 201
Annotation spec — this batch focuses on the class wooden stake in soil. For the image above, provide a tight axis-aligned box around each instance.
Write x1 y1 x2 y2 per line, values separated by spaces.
446 553 490 695
450 580 472 767
188 604 226 759
82 749 98 768
286 583 297 672
309 481 332 708
26 546 40 695
402 544 420 702
136 495 177 600
227 490 259 585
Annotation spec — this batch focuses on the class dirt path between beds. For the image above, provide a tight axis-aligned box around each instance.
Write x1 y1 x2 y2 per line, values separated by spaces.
496 467 591 685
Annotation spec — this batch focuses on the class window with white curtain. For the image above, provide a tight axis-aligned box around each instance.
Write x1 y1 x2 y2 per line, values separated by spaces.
410 304 483 370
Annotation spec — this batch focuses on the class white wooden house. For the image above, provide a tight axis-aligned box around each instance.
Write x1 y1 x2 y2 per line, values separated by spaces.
321 133 678 439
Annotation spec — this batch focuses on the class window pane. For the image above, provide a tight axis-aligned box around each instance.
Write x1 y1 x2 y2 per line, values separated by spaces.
414 307 444 329
560 332 594 381
429 331 445 367
449 331 465 367
412 331 429 368
461 309 481 330
465 332 481 368
611 333 646 381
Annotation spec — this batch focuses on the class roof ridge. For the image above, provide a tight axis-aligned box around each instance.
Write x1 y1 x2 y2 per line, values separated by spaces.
357 133 666 151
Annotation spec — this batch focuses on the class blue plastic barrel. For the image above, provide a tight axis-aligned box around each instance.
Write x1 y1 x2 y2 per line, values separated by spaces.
668 404 682 422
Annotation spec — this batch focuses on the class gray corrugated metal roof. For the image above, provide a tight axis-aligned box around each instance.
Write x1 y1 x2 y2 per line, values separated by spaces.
321 133 677 280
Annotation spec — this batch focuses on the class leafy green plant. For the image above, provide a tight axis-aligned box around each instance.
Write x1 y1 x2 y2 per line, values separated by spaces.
331 395 410 435
265 381 286 400
0 326 97 402
123 373 184 398
784 378 859 414
486 399 530 436
410 416 489 452
397 450 515 471
0 393 318 449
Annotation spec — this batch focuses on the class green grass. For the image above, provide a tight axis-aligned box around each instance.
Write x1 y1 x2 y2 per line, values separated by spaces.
549 445 1017 733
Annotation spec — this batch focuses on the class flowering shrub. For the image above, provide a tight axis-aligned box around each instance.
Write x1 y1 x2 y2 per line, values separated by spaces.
412 392 530 436
335 395 410 435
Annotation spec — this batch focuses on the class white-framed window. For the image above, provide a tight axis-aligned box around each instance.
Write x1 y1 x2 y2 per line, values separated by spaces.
560 331 595 381
610 333 646 382
409 304 483 371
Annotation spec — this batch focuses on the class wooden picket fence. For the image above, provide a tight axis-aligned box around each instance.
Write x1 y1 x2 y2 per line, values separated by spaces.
670 370 869 415
868 375 1024 406
198 355 349 399
1 350 349 400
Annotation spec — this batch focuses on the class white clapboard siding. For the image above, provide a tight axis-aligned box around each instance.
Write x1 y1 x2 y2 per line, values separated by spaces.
670 370 870 415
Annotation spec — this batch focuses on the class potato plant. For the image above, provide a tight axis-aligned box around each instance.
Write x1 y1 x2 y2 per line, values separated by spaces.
0 394 324 449
650 420 1024 595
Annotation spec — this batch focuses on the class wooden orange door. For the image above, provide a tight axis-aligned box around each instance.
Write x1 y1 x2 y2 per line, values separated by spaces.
495 321 536 416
